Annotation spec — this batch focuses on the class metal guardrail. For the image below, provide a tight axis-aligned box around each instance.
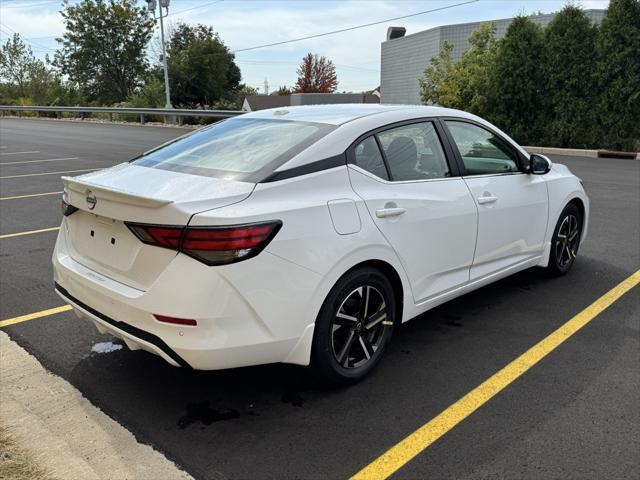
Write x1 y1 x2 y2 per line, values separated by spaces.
0 105 244 125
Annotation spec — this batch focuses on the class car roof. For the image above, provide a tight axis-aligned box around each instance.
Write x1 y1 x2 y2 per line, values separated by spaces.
242 103 469 126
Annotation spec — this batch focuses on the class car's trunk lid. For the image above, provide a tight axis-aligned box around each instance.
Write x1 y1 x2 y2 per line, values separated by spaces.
62 163 255 290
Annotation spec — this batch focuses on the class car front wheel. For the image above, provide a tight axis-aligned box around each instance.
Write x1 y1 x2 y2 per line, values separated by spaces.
311 267 396 386
547 203 582 276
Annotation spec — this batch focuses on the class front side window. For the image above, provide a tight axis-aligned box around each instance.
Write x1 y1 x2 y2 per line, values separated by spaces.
445 121 520 175
134 118 335 181
377 122 450 181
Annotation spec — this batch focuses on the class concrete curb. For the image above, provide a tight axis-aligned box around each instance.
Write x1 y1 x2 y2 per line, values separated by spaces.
524 146 638 159
524 146 598 158
0 331 193 480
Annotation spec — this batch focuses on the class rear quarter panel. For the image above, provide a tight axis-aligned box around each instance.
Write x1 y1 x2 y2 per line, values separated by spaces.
189 166 414 327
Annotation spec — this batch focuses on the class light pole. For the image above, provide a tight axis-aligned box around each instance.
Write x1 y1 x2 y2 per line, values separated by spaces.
147 0 172 109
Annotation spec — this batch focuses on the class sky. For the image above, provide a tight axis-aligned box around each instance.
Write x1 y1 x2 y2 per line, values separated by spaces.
0 0 610 93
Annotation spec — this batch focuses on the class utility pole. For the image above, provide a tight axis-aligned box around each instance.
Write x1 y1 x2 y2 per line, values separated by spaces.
147 0 172 110
264 78 269 95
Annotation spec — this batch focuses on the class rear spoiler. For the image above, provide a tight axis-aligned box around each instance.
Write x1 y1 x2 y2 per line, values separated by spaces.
62 176 173 208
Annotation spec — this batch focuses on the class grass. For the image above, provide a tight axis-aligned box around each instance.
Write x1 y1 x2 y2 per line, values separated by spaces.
0 425 52 480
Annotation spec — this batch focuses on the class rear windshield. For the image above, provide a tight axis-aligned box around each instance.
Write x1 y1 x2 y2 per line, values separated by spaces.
133 117 335 181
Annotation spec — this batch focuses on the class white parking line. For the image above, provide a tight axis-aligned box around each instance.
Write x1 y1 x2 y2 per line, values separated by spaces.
0 227 60 239
0 150 40 156
0 191 63 201
0 168 98 179
0 157 79 166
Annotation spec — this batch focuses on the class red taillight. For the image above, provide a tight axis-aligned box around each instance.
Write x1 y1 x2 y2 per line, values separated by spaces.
126 221 281 266
154 314 197 326
130 225 182 249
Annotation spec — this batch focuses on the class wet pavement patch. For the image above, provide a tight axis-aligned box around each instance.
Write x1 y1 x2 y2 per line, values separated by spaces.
281 391 304 407
443 314 463 327
177 401 240 429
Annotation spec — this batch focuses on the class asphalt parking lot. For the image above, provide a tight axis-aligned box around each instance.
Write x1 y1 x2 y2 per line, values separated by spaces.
1 117 638 480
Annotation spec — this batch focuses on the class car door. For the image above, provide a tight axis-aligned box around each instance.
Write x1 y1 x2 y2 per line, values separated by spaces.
442 119 548 280
348 120 478 304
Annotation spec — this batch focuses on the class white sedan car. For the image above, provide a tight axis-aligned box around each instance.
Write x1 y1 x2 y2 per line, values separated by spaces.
53 104 588 384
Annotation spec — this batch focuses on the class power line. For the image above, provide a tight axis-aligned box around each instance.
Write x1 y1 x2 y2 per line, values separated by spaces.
0 22 56 51
232 0 480 53
0 1 61 9
166 0 224 18
237 59 378 73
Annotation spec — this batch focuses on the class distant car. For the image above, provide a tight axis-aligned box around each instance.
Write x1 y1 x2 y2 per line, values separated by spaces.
53 104 588 384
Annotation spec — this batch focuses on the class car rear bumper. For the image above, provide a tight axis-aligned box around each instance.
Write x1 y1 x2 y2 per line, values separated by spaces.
55 283 189 367
52 224 322 370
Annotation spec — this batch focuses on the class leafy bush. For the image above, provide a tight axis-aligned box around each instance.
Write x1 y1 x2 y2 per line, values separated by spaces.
420 1 640 151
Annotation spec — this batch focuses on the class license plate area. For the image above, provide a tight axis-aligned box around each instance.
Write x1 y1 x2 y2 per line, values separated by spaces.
68 212 141 272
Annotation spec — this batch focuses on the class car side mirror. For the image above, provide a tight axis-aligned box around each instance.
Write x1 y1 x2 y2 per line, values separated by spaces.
529 153 551 175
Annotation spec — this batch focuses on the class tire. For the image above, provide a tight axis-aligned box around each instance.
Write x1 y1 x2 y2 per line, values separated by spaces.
546 203 582 276
311 267 396 386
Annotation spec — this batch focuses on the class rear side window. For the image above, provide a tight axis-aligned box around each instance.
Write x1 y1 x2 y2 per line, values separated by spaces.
354 136 389 180
377 122 450 181
134 118 335 181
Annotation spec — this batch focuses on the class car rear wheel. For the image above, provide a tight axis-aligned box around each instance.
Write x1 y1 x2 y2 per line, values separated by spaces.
547 203 582 276
311 267 395 386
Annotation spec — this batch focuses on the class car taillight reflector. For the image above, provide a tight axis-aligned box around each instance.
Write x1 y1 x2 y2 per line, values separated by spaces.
126 221 282 266
154 314 197 326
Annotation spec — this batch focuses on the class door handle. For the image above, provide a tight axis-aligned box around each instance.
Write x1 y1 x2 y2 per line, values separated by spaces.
376 207 406 218
477 196 498 205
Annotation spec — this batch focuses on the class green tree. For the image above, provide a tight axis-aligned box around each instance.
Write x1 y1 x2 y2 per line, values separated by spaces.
54 0 154 104
215 84 258 110
492 16 546 145
44 77 84 106
0 33 78 106
276 85 291 96
454 22 499 117
544 5 599 148
596 0 640 151
126 76 165 108
420 23 498 119
164 23 241 108
0 33 47 99
419 41 458 106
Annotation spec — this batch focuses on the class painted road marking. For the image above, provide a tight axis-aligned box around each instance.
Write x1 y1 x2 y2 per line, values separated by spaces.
0 150 40 156
0 157 79 166
0 168 97 179
0 227 60 239
0 191 63 201
351 269 640 480
0 305 72 328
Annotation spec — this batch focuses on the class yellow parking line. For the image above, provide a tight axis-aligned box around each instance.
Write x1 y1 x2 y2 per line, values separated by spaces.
0 227 60 239
0 157 79 165
0 305 72 328
0 191 62 201
0 168 97 179
351 269 640 480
